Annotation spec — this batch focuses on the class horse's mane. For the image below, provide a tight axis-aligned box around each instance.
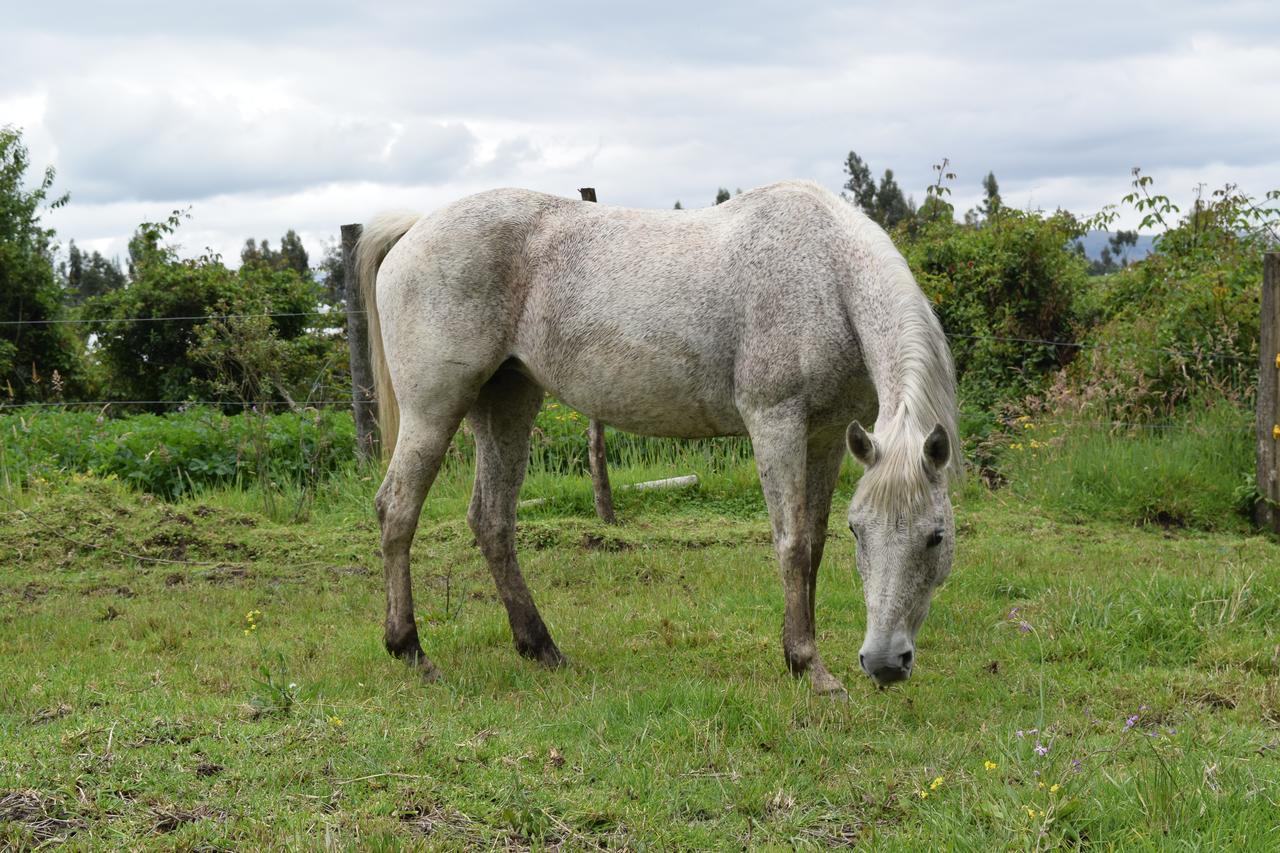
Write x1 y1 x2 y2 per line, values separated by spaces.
850 234 962 519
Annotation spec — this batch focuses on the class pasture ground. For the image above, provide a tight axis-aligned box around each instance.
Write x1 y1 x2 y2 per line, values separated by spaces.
2 463 1279 849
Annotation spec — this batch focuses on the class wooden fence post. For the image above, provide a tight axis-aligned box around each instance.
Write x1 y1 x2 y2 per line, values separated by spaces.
577 187 619 524
1258 252 1280 533
341 223 378 463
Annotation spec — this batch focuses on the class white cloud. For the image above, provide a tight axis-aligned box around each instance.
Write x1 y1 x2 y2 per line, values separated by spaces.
1 0 1276 262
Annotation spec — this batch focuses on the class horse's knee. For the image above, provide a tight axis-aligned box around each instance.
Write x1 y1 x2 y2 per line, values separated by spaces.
775 532 812 570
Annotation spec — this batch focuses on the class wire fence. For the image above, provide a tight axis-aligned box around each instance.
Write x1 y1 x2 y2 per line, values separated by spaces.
0 309 1260 432
0 308 1259 362
0 309 354 327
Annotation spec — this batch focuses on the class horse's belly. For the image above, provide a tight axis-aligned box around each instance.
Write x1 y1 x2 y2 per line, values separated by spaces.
517 348 745 439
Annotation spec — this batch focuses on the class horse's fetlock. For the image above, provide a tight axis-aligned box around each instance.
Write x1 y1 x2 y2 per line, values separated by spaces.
784 639 817 675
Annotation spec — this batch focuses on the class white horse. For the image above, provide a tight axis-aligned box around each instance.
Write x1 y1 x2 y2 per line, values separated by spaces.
357 180 960 696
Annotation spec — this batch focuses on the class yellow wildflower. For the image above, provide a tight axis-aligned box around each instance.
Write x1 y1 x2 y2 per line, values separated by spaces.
984 760 998 771
328 716 344 727
1050 784 1060 793
930 776 944 790
918 790 928 799
1026 807 1038 818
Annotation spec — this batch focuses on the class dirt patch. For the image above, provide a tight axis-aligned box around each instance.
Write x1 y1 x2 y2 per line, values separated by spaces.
202 566 250 585
0 789 86 845
143 530 193 561
28 704 72 725
1142 509 1187 531
150 803 216 834
329 564 372 578
580 533 633 552
20 583 49 603
399 803 481 840
1190 690 1237 711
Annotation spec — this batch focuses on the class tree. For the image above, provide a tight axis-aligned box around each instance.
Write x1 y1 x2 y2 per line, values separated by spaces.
714 188 731 205
62 240 125 304
843 152 912 229
86 214 324 405
875 169 911 228
1108 229 1138 265
979 171 1001 218
316 239 346 308
0 126 82 401
241 229 310 277
278 229 309 276
673 200 683 210
842 151 876 214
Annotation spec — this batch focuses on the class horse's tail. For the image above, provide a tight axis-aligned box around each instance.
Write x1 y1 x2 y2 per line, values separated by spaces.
356 211 421 458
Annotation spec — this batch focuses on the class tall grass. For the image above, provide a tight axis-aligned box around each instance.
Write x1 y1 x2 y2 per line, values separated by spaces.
997 399 1255 532
3 396 1262 535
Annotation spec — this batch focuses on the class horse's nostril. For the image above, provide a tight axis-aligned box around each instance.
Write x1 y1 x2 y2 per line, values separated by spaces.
900 650 913 669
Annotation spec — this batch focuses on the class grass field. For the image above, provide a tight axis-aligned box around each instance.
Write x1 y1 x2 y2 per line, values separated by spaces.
3 443 1280 849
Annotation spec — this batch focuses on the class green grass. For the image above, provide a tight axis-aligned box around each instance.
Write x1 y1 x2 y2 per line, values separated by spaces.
3 451 1280 849
998 400 1257 533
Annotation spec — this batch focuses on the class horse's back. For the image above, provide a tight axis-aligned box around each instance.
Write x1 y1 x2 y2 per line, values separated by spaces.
379 182 884 438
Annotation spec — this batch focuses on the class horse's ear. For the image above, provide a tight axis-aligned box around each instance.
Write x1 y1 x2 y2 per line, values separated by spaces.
923 423 950 469
846 421 877 467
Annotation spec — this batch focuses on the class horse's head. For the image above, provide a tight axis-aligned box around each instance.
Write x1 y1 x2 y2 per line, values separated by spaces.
845 420 955 687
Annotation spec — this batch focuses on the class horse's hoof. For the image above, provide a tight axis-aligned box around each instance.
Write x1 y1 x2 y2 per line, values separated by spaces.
519 640 568 669
414 659 443 682
810 669 848 700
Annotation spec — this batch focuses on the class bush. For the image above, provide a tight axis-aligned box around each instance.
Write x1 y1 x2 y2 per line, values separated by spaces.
1 406 355 499
898 207 1089 411
1061 186 1276 420
83 214 334 406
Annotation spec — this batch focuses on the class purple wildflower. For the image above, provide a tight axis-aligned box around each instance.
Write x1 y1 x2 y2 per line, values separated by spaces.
1071 759 1083 773
1034 742 1050 756
1016 728 1038 738
1007 607 1020 620
1123 715 1139 732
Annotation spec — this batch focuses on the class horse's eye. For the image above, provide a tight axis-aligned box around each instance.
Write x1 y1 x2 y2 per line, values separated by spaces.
926 530 944 548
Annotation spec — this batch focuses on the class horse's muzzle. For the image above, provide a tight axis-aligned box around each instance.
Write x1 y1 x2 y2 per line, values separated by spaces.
859 644 914 687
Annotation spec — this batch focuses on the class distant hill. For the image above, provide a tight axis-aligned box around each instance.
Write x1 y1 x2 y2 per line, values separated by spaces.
1074 230 1157 264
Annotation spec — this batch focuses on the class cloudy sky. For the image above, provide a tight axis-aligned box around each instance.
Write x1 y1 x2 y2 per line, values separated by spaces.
3 1 1278 266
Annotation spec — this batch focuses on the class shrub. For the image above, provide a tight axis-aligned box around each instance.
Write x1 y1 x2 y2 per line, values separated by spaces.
1 406 355 499
1061 184 1277 420
898 207 1090 412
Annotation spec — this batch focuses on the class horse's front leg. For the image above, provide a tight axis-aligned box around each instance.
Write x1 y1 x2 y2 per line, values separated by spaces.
749 412 848 698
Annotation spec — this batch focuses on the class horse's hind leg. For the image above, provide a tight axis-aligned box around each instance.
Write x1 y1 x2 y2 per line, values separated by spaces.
377 402 472 679
466 369 565 667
